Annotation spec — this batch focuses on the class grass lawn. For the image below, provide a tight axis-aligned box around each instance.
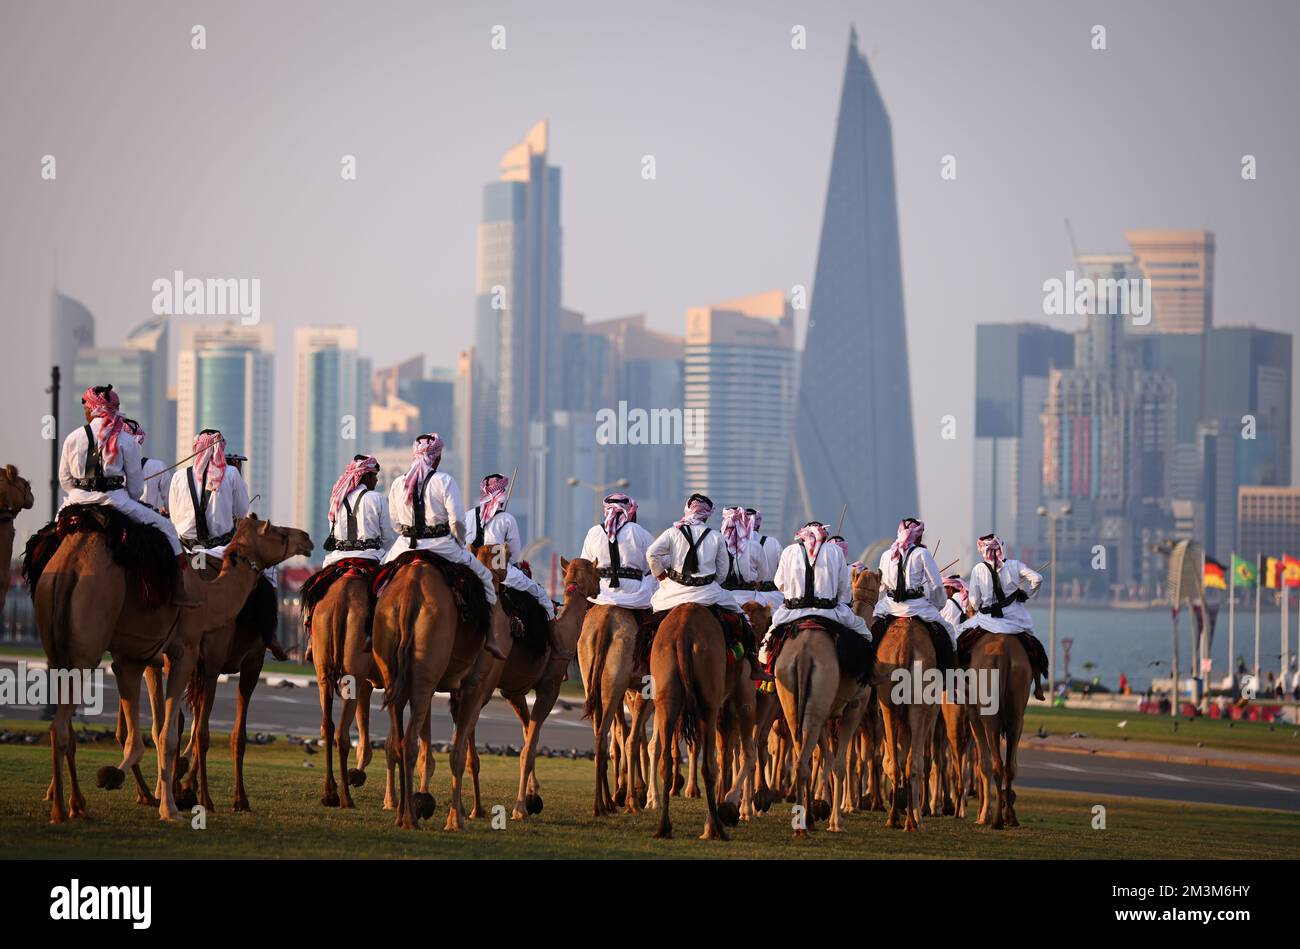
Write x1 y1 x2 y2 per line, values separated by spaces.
1025 705 1300 758
1 719 1295 860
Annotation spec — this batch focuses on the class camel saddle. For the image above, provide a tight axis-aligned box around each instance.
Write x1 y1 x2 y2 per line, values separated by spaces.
644 603 749 667
370 549 491 637
22 504 178 610
870 613 958 673
498 586 549 656
765 617 876 685
957 627 1049 678
301 557 382 629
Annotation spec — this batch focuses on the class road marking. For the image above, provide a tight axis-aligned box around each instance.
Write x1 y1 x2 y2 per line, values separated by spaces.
1147 771 1192 783
1042 762 1086 773
1252 781 1298 793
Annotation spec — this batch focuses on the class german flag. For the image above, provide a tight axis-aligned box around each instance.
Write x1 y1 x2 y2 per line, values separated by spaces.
1203 558 1227 590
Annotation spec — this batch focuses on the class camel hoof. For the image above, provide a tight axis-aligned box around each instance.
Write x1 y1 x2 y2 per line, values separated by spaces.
175 756 190 780
614 787 627 807
652 827 672 840
135 792 159 807
348 769 367 788
672 774 685 793
96 766 126 791
232 798 250 813
717 802 740 827
526 793 543 815
812 799 831 822
322 790 340 808
175 787 198 811
412 792 437 820
635 788 648 808
793 828 808 839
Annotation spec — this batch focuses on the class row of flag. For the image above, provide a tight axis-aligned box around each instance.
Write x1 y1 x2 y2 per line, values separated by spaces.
1203 554 1300 590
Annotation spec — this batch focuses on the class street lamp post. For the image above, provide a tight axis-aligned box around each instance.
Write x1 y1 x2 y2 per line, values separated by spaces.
1037 502 1072 699
567 476 630 523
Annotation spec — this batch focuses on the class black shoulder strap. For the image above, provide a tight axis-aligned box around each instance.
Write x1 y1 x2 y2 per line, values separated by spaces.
895 546 909 595
985 560 1011 617
82 424 103 481
678 524 710 574
186 468 211 543
473 506 485 548
606 524 624 588
342 486 368 543
801 545 817 598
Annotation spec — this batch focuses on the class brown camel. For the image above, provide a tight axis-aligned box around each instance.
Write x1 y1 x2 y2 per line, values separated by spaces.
649 603 734 841
772 568 881 836
874 612 942 832
579 594 656 816
310 569 378 809
0 465 34 616
176 519 314 813
372 546 511 830
462 556 598 820
965 630 1033 829
35 513 303 824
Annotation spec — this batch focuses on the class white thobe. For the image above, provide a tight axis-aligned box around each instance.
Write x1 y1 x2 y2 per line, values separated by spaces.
646 523 737 612
321 485 398 568
579 522 658 610
748 534 784 609
938 598 965 647
720 541 763 608
872 545 953 638
138 456 172 513
958 560 1042 634
168 463 250 561
382 471 496 604
59 421 183 555
465 506 553 619
771 542 869 637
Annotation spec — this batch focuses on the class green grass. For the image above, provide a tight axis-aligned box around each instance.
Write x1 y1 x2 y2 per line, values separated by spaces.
1025 705 1300 758
1 719 1295 859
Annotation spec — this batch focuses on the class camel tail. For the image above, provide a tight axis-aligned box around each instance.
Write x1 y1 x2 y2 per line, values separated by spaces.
582 617 610 721
795 649 816 746
382 605 416 712
323 606 347 698
47 569 75 671
675 634 701 744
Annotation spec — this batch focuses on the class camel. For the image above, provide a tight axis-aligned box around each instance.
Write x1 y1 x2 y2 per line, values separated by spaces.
965 630 1034 829
462 556 598 820
771 568 881 836
929 696 971 818
649 603 741 841
579 595 657 816
176 521 314 813
874 611 942 832
310 567 379 809
35 513 306 824
372 545 511 830
0 465 34 616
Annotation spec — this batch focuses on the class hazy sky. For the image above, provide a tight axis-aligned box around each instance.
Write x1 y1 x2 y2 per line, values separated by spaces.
2 0 1297 561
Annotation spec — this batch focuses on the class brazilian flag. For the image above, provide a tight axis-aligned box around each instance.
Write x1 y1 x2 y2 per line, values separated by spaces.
1231 554 1257 588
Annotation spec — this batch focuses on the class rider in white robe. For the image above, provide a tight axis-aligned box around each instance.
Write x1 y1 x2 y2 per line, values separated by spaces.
578 492 657 610
464 473 554 620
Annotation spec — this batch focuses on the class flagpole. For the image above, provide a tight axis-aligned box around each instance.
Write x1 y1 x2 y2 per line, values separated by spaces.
1253 553 1262 683
1228 556 1236 693
1282 559 1290 693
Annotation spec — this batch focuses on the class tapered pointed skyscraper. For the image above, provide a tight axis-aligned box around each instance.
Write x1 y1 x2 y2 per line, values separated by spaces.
785 28 917 544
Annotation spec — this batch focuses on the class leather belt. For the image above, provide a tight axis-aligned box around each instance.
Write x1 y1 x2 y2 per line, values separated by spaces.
666 568 716 587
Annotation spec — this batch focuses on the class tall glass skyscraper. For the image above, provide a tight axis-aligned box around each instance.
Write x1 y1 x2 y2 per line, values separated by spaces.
786 28 916 544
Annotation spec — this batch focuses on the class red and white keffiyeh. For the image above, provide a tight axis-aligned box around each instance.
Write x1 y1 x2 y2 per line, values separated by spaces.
674 494 713 528
889 517 925 563
402 433 443 505
746 508 762 532
602 493 638 541
796 521 829 561
829 535 849 557
943 575 970 611
81 386 126 465
478 473 509 524
123 418 146 447
192 430 228 492
978 534 1005 570
328 455 379 524
721 506 752 556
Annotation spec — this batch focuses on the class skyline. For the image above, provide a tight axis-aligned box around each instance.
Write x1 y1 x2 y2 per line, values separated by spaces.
4 0 1299 564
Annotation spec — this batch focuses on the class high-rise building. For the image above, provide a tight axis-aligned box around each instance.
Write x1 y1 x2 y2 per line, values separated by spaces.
72 318 171 464
50 291 95 437
788 28 916 542
293 326 368 538
176 322 275 517
1124 229 1215 335
1237 487 1300 565
475 119 562 500
972 323 1073 560
684 291 796 522
454 347 496 493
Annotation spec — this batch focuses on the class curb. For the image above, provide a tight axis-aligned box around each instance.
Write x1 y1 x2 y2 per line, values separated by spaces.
1022 738 1300 777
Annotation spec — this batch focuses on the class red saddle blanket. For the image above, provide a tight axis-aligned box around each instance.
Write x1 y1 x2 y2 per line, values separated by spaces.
371 550 491 636
22 504 177 610
300 558 381 629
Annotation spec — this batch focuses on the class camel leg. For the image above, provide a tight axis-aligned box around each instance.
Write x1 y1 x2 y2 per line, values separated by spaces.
1003 712 1023 828
390 701 416 829
466 725 484 819
644 718 660 811
511 685 558 820
186 671 218 813
651 681 681 839
354 678 374 773
684 737 701 798
445 681 479 832
230 651 262 812
698 708 727 841
905 708 935 832
722 677 757 821
130 664 162 806
592 702 620 817
318 676 340 807
970 711 1004 829
383 716 398 812
48 700 73 824
103 657 148 816
417 711 434 794
336 690 358 808
830 700 866 832
155 627 201 822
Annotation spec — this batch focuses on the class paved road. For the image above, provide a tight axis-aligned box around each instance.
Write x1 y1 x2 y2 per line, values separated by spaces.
5 660 1299 812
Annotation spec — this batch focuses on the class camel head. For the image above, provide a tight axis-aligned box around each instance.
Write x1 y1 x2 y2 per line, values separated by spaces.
476 544 509 587
0 464 34 521
559 556 600 604
851 567 883 615
741 600 772 639
229 514 314 568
